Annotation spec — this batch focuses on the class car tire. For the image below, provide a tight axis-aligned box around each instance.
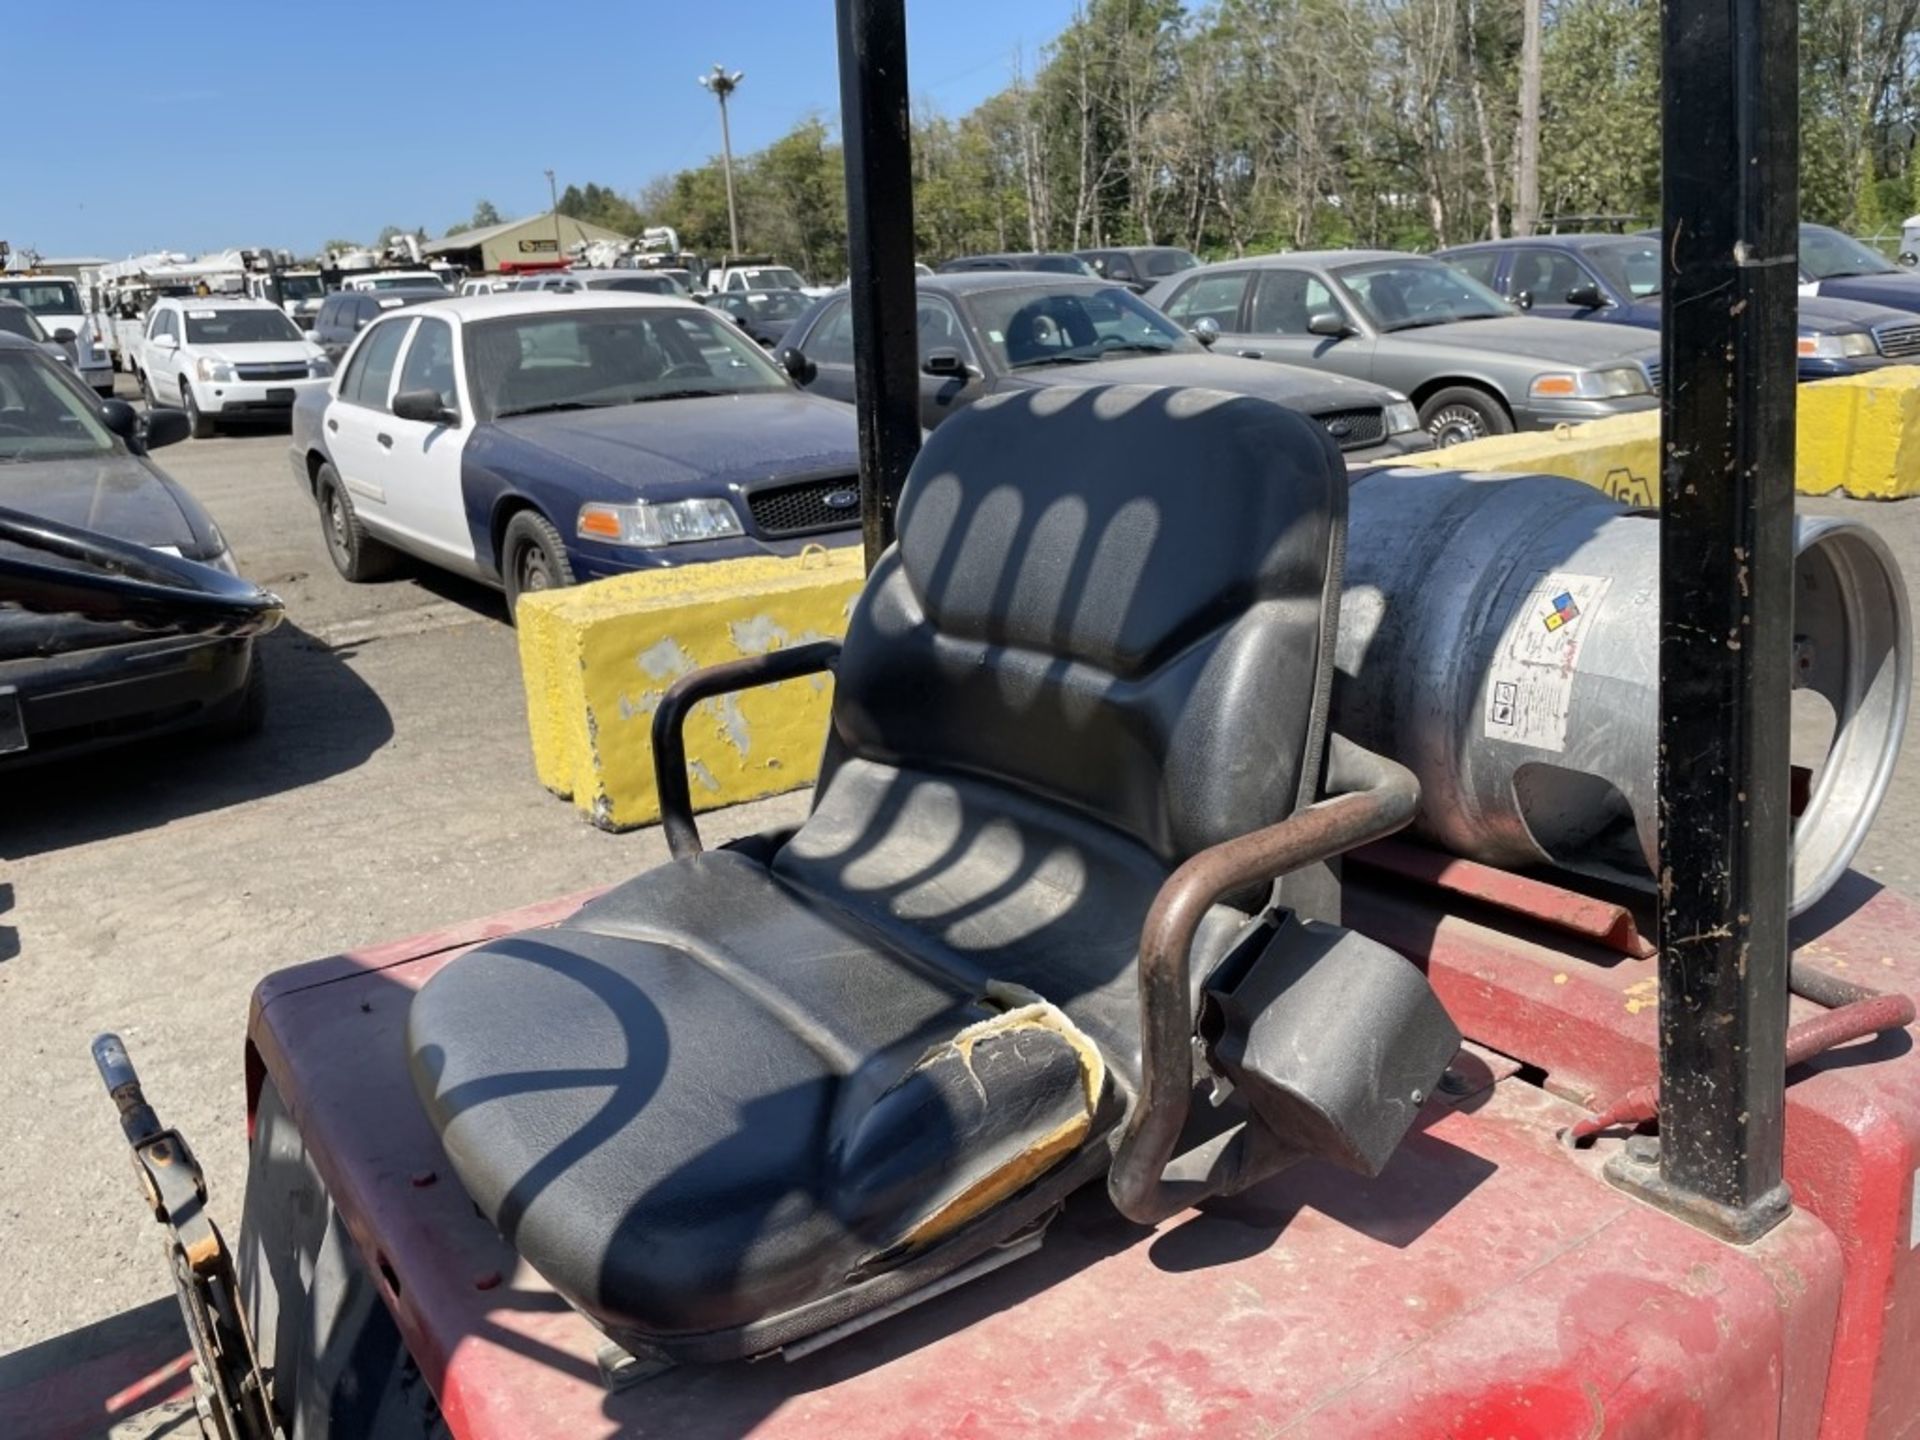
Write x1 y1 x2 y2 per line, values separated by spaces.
502 510 577 618
210 648 269 739
316 463 397 582
1418 386 1512 448
137 369 155 407
180 381 216 439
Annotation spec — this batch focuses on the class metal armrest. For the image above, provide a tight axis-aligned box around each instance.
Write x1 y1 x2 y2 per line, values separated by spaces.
650 640 842 860
1108 734 1421 1225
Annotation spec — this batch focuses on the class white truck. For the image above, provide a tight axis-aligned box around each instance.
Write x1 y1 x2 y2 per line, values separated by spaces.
699 255 821 297
0 271 115 394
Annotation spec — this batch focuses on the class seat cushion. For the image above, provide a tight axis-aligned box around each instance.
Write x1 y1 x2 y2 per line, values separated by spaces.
409 848 1116 1341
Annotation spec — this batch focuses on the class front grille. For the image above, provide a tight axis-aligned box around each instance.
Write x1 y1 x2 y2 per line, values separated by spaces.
1312 406 1386 451
1644 360 1663 392
234 361 311 381
746 476 863 537
1875 322 1920 358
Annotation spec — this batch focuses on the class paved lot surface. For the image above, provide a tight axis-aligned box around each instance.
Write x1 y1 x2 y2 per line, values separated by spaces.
3 406 1919 1367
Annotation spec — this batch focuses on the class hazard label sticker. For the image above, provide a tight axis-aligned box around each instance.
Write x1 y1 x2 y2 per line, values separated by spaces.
1481 570 1613 753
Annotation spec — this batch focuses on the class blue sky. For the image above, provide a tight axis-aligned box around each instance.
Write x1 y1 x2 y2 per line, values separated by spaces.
8 0 1083 260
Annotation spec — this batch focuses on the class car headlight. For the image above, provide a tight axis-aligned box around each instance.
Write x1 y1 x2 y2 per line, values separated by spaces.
577 498 743 547
308 354 334 378
195 355 236 383
1384 399 1420 435
1799 331 1878 358
1529 367 1650 400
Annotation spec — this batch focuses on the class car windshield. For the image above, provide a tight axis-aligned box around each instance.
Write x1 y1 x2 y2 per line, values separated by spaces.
0 280 81 317
184 308 304 344
597 275 688 295
369 275 446 291
468 307 791 419
1144 249 1200 277
1579 239 1663 297
0 307 47 341
1336 258 1510 330
0 349 116 461
968 284 1193 369
741 268 808 291
1801 224 1900 279
276 275 325 300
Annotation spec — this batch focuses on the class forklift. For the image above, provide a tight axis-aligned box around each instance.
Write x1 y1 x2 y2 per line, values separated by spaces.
12 0 1920 1433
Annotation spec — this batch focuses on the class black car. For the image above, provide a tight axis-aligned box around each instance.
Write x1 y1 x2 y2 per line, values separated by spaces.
936 252 1099 277
777 273 1432 462
704 289 814 347
1439 232 1918 380
0 334 268 764
1075 246 1201 293
0 297 73 369
307 289 446 365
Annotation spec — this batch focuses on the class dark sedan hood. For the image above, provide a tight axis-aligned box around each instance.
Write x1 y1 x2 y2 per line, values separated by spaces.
489 390 859 489
1395 315 1657 362
0 452 205 555
1811 272 1920 311
1008 350 1400 410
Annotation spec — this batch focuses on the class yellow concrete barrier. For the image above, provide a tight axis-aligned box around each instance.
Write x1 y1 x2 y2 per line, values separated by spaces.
1396 365 1920 502
517 546 864 830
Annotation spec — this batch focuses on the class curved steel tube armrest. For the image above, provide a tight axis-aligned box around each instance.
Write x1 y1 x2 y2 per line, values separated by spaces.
1108 735 1421 1224
651 640 842 860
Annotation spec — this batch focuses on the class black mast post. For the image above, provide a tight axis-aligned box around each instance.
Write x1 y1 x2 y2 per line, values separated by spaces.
835 0 921 570
1605 0 1798 1239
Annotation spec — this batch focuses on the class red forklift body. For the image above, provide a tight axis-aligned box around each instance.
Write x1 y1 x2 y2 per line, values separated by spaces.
226 856 1920 1439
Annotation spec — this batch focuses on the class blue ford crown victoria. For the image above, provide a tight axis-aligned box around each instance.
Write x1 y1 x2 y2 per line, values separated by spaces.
289 293 864 610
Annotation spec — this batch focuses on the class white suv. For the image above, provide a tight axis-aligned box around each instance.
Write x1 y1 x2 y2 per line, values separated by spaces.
138 297 333 437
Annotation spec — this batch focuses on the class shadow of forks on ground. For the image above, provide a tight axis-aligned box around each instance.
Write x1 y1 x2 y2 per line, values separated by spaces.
0 620 393 860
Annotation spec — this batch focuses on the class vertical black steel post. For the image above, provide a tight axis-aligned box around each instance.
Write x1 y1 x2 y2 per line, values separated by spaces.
836 0 921 569
1607 0 1797 1241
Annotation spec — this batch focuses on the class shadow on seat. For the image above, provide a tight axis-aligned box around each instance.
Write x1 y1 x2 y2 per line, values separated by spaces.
408 384 1459 1365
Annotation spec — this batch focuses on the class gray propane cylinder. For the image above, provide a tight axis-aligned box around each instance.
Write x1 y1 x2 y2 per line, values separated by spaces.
1335 468 1911 915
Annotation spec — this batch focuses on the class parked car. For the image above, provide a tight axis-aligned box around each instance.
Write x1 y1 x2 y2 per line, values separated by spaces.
1146 251 1661 446
701 260 814 297
705 289 812 347
341 270 450 293
309 290 446 365
288 292 864 610
936 252 1099 277
1438 232 1917 379
1797 224 1920 324
0 274 113 394
777 274 1430 461
0 297 78 370
1075 246 1201 292
136 297 334 438
459 278 515 297
0 334 266 763
510 270 688 297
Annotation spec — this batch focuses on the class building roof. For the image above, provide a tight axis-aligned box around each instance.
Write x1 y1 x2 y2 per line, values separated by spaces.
422 213 634 255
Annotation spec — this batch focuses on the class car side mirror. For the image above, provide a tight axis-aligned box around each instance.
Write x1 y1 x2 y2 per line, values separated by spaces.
303 329 320 342
98 398 140 440
781 347 816 384
354 316 369 331
922 348 966 377
154 333 178 350
1565 281 1606 309
1900 252 1918 268
1514 290 1535 312
142 407 192 451
392 388 457 426
53 328 76 343
1191 317 1221 347
1307 310 1350 338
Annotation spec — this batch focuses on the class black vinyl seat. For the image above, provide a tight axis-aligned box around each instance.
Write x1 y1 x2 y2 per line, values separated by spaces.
409 385 1396 1361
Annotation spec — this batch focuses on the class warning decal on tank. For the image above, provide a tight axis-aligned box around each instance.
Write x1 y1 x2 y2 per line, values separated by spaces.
1481 570 1614 753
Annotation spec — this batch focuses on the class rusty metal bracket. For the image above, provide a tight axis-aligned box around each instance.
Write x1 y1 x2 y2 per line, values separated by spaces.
93 1033 279 1440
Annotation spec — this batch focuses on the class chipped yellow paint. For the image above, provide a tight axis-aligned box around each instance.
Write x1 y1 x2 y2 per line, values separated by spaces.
1396 366 1920 502
516 546 865 830
1623 976 1660 1015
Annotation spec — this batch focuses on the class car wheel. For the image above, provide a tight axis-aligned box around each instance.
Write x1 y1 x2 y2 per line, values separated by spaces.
137 369 155 407
1418 386 1512 448
502 510 577 618
316 463 397 582
180 381 216 439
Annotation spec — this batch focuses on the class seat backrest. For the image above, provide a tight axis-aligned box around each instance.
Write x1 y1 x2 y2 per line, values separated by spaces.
823 385 1346 866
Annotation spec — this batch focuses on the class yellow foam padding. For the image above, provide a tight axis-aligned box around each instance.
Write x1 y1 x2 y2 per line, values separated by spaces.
515 545 866 830
1394 365 1920 502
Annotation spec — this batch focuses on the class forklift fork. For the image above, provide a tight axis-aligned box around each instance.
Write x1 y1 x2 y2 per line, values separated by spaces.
92 1033 277 1440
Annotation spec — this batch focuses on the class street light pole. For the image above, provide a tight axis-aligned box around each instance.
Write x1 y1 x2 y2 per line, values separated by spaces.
545 169 563 261
699 64 745 256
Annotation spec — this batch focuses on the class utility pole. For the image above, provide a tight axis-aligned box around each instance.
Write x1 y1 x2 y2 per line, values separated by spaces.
545 169 563 259
700 64 746 256
1514 0 1542 235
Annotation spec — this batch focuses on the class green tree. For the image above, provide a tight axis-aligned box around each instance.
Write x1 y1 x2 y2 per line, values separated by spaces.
556 182 644 236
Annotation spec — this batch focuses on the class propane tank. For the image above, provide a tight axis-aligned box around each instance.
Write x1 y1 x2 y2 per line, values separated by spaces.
1335 468 1910 915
